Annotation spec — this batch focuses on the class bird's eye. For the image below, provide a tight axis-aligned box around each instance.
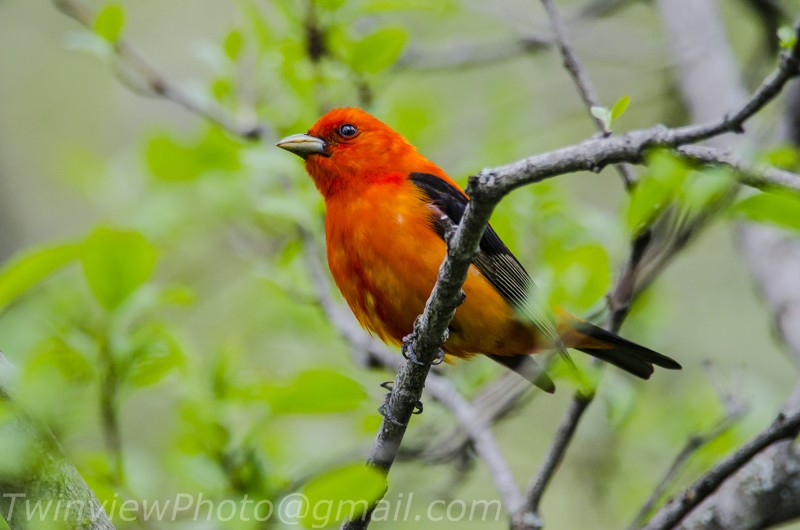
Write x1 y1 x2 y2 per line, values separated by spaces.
338 124 358 138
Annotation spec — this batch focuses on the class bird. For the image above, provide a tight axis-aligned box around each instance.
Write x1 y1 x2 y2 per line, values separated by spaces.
276 107 680 393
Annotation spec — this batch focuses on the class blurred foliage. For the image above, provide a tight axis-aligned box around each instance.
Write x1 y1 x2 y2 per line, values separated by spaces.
0 0 799 529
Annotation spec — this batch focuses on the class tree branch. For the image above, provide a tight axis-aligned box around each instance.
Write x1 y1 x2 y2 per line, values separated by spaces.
678 145 800 194
520 392 592 521
52 0 264 140
472 15 800 198
397 35 550 71
0 353 116 529
515 226 651 529
423 376 525 515
627 401 746 530
640 409 800 530
676 384 800 530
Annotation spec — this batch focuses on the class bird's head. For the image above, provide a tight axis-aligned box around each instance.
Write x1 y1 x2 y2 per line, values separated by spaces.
277 107 444 197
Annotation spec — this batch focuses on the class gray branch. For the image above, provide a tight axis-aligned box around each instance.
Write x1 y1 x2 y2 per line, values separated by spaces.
52 0 264 140
641 408 800 530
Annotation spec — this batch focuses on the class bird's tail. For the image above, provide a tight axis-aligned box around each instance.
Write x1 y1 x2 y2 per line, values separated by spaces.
567 319 681 379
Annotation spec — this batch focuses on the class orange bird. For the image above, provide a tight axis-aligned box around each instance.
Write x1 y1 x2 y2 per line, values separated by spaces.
277 108 680 392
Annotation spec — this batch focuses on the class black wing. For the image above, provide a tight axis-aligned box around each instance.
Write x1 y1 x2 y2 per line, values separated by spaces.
409 172 532 307
410 172 562 392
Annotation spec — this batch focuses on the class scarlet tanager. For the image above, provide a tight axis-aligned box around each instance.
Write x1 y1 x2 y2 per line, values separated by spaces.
277 108 680 392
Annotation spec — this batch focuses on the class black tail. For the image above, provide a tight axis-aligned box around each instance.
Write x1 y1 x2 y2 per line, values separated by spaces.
573 321 681 379
488 354 556 393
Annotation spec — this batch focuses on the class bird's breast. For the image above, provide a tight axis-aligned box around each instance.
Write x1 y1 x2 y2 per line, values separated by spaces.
324 183 443 344
323 181 538 358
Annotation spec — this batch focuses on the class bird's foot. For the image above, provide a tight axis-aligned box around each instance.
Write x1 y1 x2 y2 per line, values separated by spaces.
377 381 423 426
401 335 445 366
377 401 405 427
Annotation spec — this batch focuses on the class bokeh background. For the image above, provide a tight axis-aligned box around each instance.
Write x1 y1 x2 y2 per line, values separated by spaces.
1 0 799 528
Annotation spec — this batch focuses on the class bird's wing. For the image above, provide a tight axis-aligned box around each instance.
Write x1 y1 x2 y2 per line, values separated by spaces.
409 172 563 349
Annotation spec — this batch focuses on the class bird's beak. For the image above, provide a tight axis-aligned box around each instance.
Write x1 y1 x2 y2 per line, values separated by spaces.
275 133 329 158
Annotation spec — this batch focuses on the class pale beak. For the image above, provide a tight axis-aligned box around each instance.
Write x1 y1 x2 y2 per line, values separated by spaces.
275 133 329 158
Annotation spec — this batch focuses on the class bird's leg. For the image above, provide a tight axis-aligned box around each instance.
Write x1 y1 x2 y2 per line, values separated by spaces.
378 381 423 426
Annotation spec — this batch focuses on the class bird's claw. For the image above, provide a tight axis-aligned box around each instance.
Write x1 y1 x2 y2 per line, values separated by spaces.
431 349 445 365
401 337 445 366
377 401 406 427
377 381 423 425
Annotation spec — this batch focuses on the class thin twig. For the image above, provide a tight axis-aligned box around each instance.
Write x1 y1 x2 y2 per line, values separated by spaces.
52 0 264 140
520 393 592 520
678 145 800 194
640 409 800 530
539 0 637 187
474 16 800 199
408 373 531 464
540 0 606 132
424 376 525 516
627 409 746 530
516 229 649 528
397 35 551 71
98 340 124 483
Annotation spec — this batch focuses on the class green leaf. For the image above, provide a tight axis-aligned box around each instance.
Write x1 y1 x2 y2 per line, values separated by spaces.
590 106 612 130
223 29 244 60
680 168 735 214
610 95 630 121
350 27 408 74
627 149 689 234
0 242 83 313
315 0 347 10
778 26 797 50
93 3 125 44
732 191 800 233
261 369 367 414
27 337 95 383
210 77 234 102
549 244 611 311
123 325 185 387
146 133 198 181
299 463 386 528
145 128 242 181
761 145 800 170
81 227 158 311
